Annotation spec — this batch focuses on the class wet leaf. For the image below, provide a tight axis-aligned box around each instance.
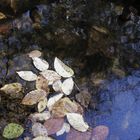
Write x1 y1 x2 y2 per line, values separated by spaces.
52 97 78 118
91 125 109 140
92 26 108 34
47 93 63 110
33 57 49 71
66 113 89 132
54 57 74 78
28 50 42 58
44 118 64 135
36 75 50 94
40 70 61 85
32 123 48 137
66 128 92 140
38 98 48 112
3 123 24 139
30 111 51 122
22 90 47 105
17 71 37 81
33 136 55 140
52 80 62 92
62 78 74 95
0 12 6 19
56 122 70 136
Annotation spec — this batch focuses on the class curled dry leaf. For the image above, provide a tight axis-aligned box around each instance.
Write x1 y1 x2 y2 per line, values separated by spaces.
51 97 78 118
32 123 48 137
56 122 70 136
91 125 109 140
38 98 48 113
17 71 37 81
66 113 89 132
33 57 49 71
47 93 63 110
44 118 64 135
30 111 51 122
54 57 74 78
52 80 62 92
22 89 47 105
36 75 49 94
33 136 55 140
40 70 61 85
28 50 42 58
62 78 74 95
66 128 92 140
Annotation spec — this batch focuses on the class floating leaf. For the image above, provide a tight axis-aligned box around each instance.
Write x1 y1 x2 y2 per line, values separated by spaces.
30 111 51 122
36 75 50 94
17 71 37 81
32 123 48 137
56 122 70 136
66 113 89 132
47 93 63 110
0 12 6 19
28 50 42 58
52 97 78 118
54 57 74 78
33 136 55 140
62 78 74 95
44 118 64 135
38 98 48 112
33 57 49 71
22 90 47 105
91 125 109 140
52 80 62 92
3 123 24 139
40 70 61 85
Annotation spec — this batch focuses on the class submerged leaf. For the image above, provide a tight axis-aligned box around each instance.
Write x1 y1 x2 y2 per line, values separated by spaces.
33 136 55 140
17 71 37 81
54 57 74 78
28 50 42 58
62 78 74 95
66 113 89 132
38 98 48 112
40 70 61 85
0 12 6 19
33 57 49 71
3 123 24 139
22 89 47 105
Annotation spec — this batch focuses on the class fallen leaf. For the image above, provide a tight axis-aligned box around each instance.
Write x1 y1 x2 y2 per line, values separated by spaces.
54 57 74 78
52 97 78 118
91 125 109 140
47 93 63 110
40 70 61 85
62 78 74 95
30 111 51 122
38 98 48 112
66 113 89 132
92 26 108 34
17 71 37 81
0 12 6 19
3 123 24 139
44 118 64 135
52 80 62 92
33 136 55 140
28 50 42 58
66 128 92 140
32 123 48 137
36 75 50 94
33 57 49 71
22 89 47 105
56 122 70 136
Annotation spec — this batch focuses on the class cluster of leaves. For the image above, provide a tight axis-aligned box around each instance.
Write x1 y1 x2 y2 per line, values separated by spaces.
1 50 109 140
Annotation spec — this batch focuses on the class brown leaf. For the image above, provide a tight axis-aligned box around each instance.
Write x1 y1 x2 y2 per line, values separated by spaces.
66 128 92 140
44 118 64 135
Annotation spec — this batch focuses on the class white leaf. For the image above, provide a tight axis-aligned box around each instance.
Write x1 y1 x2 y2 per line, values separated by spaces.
62 78 74 95
38 98 48 112
66 113 89 132
32 123 48 137
33 57 49 71
56 122 70 136
47 93 63 110
40 70 61 85
16 71 37 81
33 136 55 140
54 57 74 78
28 50 42 58
52 80 62 92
